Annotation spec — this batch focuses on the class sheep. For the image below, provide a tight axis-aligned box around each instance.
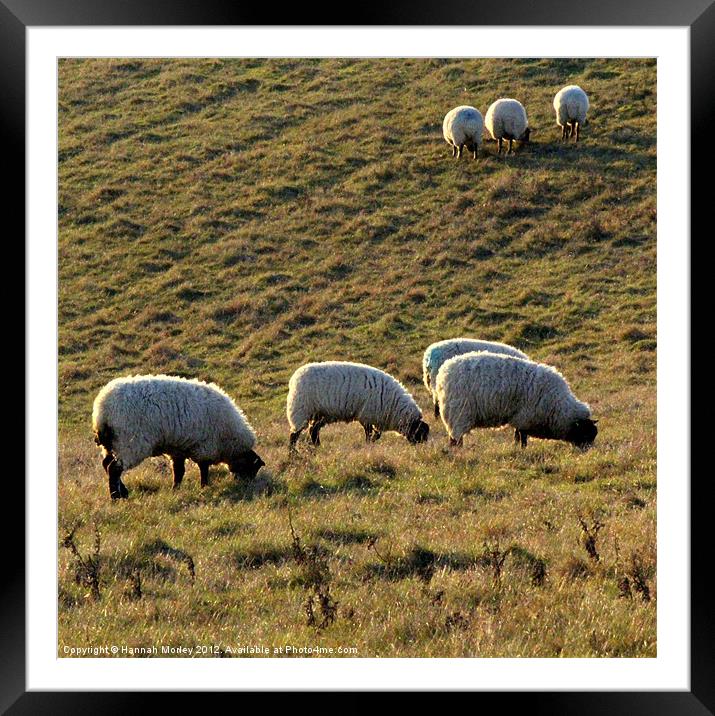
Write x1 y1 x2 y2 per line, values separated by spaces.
92 374 265 499
435 352 597 449
484 98 530 154
423 338 529 418
442 105 484 159
553 85 589 142
287 361 429 449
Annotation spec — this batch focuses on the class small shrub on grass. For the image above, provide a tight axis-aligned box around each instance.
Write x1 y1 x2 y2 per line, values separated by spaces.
61 522 102 602
289 508 338 629
481 540 509 587
577 513 605 563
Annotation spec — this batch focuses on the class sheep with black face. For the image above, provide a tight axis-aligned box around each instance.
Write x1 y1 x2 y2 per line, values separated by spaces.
435 352 597 449
485 98 531 154
423 338 529 419
92 374 264 499
287 361 429 449
442 105 484 160
553 84 589 142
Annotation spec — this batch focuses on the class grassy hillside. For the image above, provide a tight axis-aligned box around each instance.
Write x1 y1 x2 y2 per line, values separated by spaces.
58 58 656 658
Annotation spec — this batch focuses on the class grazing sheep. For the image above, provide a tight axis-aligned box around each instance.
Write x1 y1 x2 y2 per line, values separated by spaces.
553 85 589 142
423 338 529 418
287 361 429 449
442 105 484 159
484 98 531 154
435 352 597 449
92 374 265 499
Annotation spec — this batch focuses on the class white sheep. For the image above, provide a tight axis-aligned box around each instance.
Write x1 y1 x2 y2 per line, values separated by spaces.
286 361 429 448
484 98 531 154
435 352 597 449
92 374 264 499
442 105 484 159
553 85 589 142
423 338 529 418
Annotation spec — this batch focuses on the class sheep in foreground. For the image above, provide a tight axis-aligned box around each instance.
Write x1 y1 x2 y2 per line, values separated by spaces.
92 374 265 499
435 352 597 449
423 338 529 418
553 85 589 142
442 105 484 159
287 361 429 449
484 98 530 154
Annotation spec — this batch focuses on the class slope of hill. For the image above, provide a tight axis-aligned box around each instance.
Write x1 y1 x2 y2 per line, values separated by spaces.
58 58 656 657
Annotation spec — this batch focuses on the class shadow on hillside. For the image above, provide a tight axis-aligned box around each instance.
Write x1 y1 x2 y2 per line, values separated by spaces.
108 538 196 585
459 484 511 501
505 137 656 176
233 545 297 570
209 472 287 504
295 472 382 498
362 545 484 583
480 128 657 176
313 527 381 545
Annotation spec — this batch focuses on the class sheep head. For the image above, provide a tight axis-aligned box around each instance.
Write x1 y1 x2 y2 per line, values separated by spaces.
567 418 598 449
230 450 265 479
406 418 430 444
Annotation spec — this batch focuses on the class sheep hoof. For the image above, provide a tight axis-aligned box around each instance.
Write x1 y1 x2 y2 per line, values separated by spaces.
109 485 128 499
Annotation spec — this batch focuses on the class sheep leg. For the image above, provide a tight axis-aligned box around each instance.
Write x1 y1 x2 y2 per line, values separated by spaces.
498 137 503 154
451 143 457 157
514 429 521 445
473 145 478 160
457 144 464 159
289 428 304 451
561 125 567 141
508 138 514 155
171 456 185 488
107 459 127 500
362 422 372 443
360 423 380 443
309 418 325 446
520 431 528 449
449 436 464 448
102 452 114 473
574 121 580 142
198 460 210 487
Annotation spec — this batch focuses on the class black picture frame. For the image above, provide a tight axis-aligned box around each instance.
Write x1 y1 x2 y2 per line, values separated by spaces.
8 0 709 711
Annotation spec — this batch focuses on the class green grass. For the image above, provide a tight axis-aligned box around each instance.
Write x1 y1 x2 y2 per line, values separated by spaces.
58 57 656 657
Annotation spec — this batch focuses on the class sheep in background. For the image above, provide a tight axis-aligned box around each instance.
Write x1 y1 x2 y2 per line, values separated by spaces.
442 105 484 159
553 85 589 142
423 338 529 418
92 374 264 499
484 98 530 154
435 352 597 449
287 361 429 449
